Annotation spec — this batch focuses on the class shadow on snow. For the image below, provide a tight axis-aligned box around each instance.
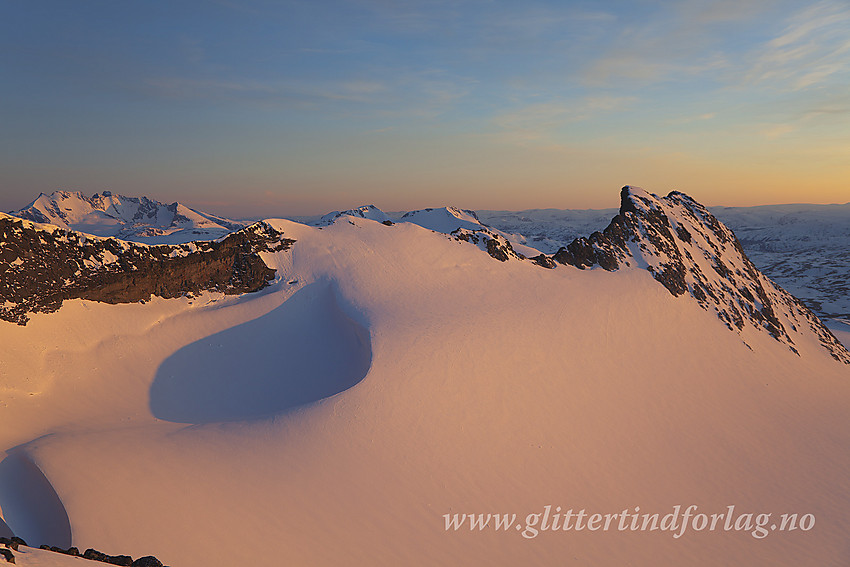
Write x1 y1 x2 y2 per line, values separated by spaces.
149 281 372 424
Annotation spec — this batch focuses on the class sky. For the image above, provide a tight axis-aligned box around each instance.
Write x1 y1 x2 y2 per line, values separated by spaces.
1 0 849 218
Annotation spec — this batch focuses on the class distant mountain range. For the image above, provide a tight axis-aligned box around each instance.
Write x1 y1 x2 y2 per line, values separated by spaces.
11 190 247 244
7 189 850 324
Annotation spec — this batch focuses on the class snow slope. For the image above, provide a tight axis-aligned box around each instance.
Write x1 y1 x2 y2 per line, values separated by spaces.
11 191 246 244
1 190 849 566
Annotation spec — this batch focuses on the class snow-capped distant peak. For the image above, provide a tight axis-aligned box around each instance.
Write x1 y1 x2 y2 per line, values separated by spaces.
399 206 483 233
318 205 391 225
11 190 247 244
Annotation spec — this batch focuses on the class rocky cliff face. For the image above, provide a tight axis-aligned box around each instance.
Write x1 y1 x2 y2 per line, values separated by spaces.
548 187 850 363
0 214 293 325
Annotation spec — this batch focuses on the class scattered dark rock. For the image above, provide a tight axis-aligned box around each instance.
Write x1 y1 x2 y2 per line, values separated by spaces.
29 542 164 566
381 220 394 226
0 548 14 564
83 548 133 565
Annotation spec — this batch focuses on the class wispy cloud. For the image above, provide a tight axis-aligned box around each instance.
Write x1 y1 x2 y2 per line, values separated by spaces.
682 0 779 24
667 112 716 125
140 68 473 120
141 77 390 106
762 123 795 139
492 95 637 144
744 1 850 90
575 0 847 91
579 27 730 86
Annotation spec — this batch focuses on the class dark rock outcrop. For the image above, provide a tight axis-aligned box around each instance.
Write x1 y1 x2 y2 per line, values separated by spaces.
530 254 556 269
132 556 164 567
451 228 524 262
40 545 81 556
83 548 133 565
0 215 294 325
546 186 850 363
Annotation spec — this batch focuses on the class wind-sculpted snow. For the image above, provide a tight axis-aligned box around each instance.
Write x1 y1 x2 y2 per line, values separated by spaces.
0 453 71 548
150 280 371 424
544 187 850 363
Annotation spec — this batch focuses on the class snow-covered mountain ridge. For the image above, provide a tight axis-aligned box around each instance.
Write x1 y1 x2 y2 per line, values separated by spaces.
320 188 848 363
3 187 850 567
11 191 247 244
477 200 850 323
2 187 847 362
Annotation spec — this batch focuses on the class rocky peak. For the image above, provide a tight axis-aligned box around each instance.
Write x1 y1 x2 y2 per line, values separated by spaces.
551 186 850 363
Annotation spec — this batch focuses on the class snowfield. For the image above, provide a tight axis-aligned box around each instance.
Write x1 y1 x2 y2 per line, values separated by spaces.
1 189 849 566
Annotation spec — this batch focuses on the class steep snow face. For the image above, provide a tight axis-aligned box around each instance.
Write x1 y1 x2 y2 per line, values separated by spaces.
550 187 850 363
12 191 246 243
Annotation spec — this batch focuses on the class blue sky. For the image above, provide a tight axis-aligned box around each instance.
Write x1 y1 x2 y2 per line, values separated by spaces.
2 0 849 217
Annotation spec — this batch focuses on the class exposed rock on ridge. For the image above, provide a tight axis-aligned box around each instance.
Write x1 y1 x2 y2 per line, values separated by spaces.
550 186 850 363
451 227 524 262
0 214 293 325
